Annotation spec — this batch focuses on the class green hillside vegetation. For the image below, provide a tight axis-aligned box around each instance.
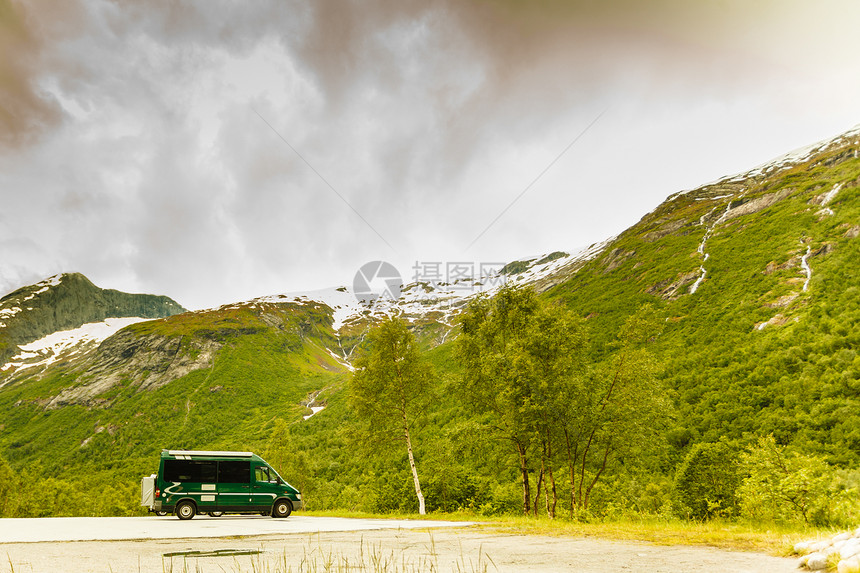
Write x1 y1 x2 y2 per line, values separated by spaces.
0 132 858 527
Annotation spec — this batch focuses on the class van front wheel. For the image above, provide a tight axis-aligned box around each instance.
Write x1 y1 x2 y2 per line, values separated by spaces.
272 500 292 518
176 501 196 520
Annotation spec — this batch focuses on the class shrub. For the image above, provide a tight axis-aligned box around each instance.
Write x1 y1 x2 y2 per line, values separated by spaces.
738 435 859 526
673 442 740 520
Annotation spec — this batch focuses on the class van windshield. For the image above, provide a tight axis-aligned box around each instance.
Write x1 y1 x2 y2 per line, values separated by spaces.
255 466 284 483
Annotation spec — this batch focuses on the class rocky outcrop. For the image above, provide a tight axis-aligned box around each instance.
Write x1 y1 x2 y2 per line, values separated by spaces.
642 218 688 242
723 188 794 221
45 329 221 408
601 248 636 273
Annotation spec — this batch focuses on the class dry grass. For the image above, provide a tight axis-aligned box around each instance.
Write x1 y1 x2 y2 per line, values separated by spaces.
474 515 832 556
304 510 832 556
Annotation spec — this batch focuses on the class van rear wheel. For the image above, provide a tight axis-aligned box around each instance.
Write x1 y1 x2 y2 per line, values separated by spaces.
176 501 196 520
272 499 292 518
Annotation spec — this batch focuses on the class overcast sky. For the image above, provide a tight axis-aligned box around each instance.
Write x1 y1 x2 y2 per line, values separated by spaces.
2 0 860 310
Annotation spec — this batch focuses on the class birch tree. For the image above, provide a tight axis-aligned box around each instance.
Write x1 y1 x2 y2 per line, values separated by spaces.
559 304 668 515
457 285 539 515
457 285 587 516
350 316 431 514
458 286 667 517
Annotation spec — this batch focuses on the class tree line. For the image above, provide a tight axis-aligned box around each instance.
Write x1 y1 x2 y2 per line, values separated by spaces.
349 284 667 519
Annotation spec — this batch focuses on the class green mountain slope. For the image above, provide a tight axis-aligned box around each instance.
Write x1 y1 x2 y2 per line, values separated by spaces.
545 128 860 462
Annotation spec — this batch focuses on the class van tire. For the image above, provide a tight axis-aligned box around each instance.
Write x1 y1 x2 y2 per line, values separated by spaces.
208 512 223 517
176 500 196 520
272 499 292 518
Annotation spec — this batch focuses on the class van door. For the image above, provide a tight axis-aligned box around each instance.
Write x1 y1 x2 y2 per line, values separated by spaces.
216 460 251 511
162 459 218 512
252 464 280 512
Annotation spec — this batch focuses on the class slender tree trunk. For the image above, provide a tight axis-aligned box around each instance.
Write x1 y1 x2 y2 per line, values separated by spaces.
533 466 544 517
403 414 426 515
516 440 531 515
545 430 557 519
583 440 612 511
564 427 579 518
539 451 551 518
578 427 597 510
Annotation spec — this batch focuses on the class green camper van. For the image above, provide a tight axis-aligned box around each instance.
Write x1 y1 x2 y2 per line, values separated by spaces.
140 450 302 520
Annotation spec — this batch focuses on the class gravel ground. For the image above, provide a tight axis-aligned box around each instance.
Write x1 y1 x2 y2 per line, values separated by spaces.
0 521 799 572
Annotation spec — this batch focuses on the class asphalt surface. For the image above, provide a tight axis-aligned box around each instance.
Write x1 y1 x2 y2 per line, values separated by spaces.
0 514 472 543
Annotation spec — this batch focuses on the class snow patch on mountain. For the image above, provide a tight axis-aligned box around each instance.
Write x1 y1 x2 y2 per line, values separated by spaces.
0 317 148 378
22 274 64 301
252 240 612 333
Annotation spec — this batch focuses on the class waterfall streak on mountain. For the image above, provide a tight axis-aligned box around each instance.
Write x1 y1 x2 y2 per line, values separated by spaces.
820 182 843 206
690 197 738 294
801 245 813 292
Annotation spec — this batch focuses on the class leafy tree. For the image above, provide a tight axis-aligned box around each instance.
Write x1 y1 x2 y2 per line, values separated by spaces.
673 441 740 520
458 286 667 517
561 305 668 515
524 301 588 517
457 285 545 515
0 456 18 517
349 316 432 514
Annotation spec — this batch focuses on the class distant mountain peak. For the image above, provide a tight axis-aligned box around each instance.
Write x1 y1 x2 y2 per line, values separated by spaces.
0 272 186 368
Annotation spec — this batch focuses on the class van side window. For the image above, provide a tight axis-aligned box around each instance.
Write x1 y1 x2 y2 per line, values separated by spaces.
218 460 250 483
255 466 271 482
164 460 217 482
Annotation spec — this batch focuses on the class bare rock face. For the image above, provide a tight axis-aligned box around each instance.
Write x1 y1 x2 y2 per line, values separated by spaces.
601 248 636 273
723 188 794 221
641 219 688 243
45 330 221 408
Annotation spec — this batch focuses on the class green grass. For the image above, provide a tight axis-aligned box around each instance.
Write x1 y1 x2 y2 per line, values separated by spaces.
307 510 830 555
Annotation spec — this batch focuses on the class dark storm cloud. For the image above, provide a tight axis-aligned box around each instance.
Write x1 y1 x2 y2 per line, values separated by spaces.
0 0 67 149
